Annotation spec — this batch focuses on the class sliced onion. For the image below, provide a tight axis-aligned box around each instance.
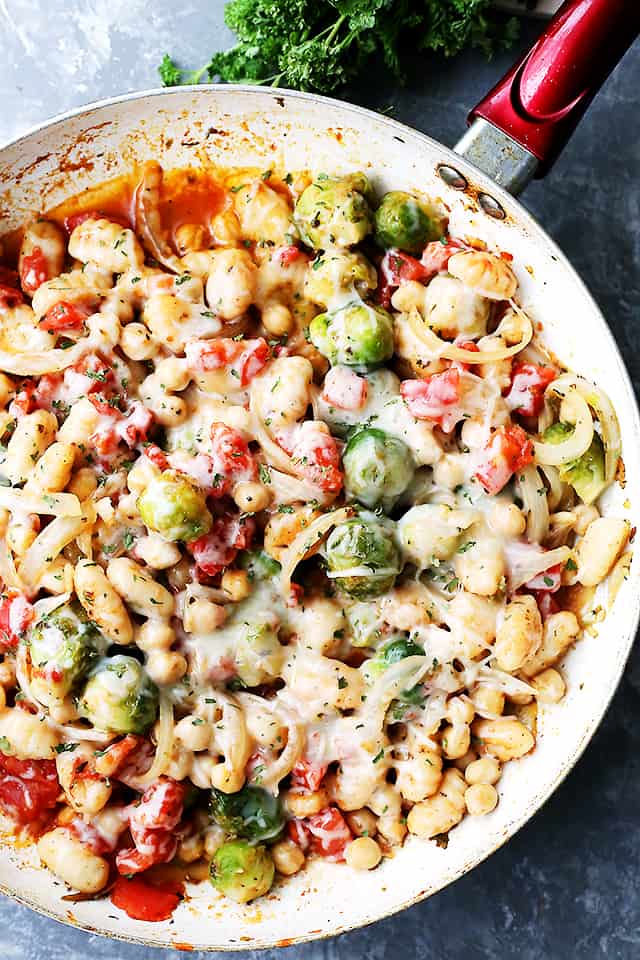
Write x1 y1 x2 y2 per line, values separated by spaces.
407 306 532 364
551 373 621 482
539 464 563 511
19 504 96 595
362 655 432 732
268 467 335 508
475 666 537 698
326 565 399 580
238 694 304 795
0 489 82 517
516 465 549 544
0 541 23 591
504 541 571 591
533 390 593 466
127 692 174 791
134 161 182 274
0 343 89 376
279 506 354 593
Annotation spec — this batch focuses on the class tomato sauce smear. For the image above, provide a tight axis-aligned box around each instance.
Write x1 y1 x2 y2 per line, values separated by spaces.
111 874 184 922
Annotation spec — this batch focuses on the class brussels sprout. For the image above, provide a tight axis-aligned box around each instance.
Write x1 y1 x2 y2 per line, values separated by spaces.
77 655 159 734
325 515 400 599
397 503 468 568
235 624 284 687
309 301 394 370
543 423 607 504
373 190 440 254
345 601 384 648
210 839 275 903
237 549 281 582
304 250 377 308
293 174 372 249
364 633 423 682
343 428 414 509
137 470 212 542
28 600 106 707
210 785 284 842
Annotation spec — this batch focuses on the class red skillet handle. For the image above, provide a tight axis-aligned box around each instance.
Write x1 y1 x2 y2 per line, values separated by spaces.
470 0 640 175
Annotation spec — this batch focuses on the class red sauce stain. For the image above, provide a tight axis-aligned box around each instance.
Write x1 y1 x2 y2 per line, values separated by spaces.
172 943 195 952
157 168 226 245
111 875 184 922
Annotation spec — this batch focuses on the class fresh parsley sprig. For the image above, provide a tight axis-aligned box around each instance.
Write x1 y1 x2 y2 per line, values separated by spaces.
159 0 518 96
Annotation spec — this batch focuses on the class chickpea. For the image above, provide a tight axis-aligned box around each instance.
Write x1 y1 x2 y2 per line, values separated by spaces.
183 597 226 634
174 715 213 752
464 783 498 816
345 837 382 871
262 301 293 336
345 808 378 838
471 685 505 717
68 467 98 500
455 538 505 597
284 789 329 818
271 839 305 876
233 480 271 513
442 722 471 760
446 696 475 726
530 667 566 704
464 757 501 786
489 501 526 538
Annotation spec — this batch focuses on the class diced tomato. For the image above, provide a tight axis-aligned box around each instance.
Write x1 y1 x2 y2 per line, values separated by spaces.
185 337 270 386
287 819 311 851
474 424 534 496
144 444 170 471
378 249 430 307
20 247 49 295
290 759 328 794
0 593 34 651
116 777 186 876
91 424 121 458
536 592 560 619
111 875 183 922
189 515 255 577
322 366 368 411
304 807 352 862
117 402 154 446
279 245 308 267
0 754 59 824
209 422 257 484
286 583 304 608
526 563 562 593
69 808 129 855
116 740 155 788
9 384 35 418
400 368 461 432
276 422 343 493
505 363 557 417
420 239 466 277
129 777 185 833
0 284 24 309
41 300 90 332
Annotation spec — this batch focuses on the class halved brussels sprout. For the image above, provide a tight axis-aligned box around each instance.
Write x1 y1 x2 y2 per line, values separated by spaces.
304 250 377 308
543 422 607 504
343 428 414 509
373 190 440 254
28 600 106 707
235 624 284 687
293 173 372 249
325 515 400 599
397 503 469 567
209 839 275 903
365 633 424 680
237 549 282 582
210 785 284 843
77 655 159 734
309 301 394 370
137 470 212 542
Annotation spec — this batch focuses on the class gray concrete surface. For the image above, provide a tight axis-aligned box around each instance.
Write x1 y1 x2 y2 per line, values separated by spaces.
0 4 639 958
